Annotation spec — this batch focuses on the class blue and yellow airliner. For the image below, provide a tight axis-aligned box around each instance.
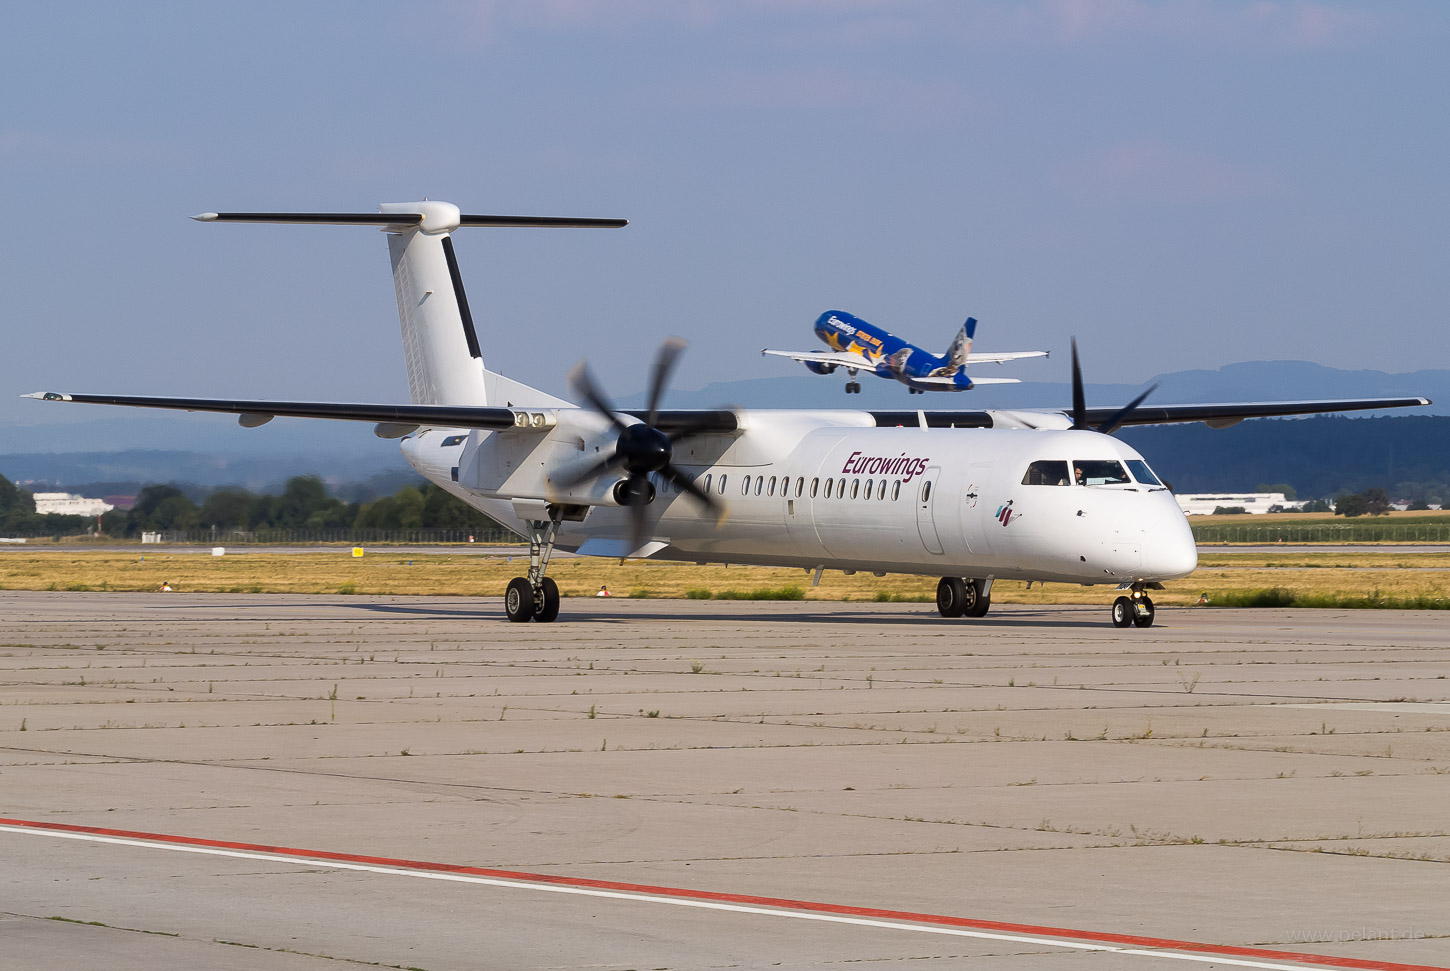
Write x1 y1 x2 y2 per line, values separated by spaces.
763 311 1048 395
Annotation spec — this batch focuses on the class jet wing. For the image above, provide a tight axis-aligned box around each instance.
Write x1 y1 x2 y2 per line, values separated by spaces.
910 375 1023 388
762 348 876 369
970 350 1049 365
23 391 740 436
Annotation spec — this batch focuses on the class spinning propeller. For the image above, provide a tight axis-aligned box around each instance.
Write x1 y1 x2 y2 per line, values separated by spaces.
1069 338 1159 435
559 338 726 552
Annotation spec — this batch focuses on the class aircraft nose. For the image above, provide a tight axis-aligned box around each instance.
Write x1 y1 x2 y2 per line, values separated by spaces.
1144 506 1198 579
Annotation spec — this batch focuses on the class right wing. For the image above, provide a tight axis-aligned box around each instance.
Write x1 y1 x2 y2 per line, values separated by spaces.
762 348 876 369
970 350 1050 365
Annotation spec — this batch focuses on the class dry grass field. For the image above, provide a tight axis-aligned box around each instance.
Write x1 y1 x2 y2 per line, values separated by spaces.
1 547 1447 608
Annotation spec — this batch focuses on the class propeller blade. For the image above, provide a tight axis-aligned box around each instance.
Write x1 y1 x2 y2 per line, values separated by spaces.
1070 338 1088 430
663 464 724 523
554 451 626 489
1096 382 1161 436
645 337 688 428
625 478 650 554
568 361 629 434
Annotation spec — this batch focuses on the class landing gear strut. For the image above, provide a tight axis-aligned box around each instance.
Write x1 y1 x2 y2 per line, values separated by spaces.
937 576 992 618
505 514 562 623
844 368 861 395
1111 583 1155 628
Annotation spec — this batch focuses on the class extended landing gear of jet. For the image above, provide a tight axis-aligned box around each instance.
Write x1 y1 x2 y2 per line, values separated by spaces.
1111 584 1156 628
936 576 992 618
844 368 861 394
908 388 925 395
505 516 562 623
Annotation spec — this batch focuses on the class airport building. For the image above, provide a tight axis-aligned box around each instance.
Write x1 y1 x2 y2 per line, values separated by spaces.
1175 492 1300 516
31 492 114 517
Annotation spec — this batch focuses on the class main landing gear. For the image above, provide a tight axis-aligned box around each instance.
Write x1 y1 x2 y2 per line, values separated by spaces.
1111 583 1156 628
844 367 861 394
505 515 562 623
936 576 992 618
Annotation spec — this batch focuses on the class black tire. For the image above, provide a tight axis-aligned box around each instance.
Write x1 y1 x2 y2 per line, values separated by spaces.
1132 595 1155 628
536 577 560 623
505 577 535 623
1111 596 1133 628
964 579 991 618
936 576 967 617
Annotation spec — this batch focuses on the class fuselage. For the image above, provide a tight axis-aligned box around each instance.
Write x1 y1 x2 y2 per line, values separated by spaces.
403 416 1198 587
814 311 974 391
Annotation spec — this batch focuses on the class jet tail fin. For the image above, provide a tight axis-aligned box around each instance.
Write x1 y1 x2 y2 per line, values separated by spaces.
944 317 977 371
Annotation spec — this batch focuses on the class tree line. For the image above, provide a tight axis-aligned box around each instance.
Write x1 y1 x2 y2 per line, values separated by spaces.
1 473 502 537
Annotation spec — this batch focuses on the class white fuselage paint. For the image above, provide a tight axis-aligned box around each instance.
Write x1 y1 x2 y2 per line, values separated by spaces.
402 416 1198 586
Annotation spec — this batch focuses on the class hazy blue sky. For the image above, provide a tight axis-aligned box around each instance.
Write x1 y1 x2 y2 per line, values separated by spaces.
3 1 1447 445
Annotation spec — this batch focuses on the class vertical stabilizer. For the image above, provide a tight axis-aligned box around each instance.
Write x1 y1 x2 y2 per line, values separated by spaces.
944 317 977 371
383 204 489 405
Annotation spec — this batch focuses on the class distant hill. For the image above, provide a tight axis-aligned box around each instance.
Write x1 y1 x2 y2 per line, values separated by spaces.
1120 415 1450 500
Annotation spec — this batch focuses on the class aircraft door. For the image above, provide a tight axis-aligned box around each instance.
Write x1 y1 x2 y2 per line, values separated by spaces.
962 462 995 555
915 466 944 555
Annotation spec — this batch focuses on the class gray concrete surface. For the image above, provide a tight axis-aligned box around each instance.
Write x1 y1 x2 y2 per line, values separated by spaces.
1 592 1447 970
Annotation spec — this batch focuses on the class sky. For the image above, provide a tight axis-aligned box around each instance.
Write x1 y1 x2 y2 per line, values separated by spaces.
3 0 1447 450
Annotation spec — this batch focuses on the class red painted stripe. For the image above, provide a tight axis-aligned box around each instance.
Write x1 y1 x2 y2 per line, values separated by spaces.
1 815 1441 971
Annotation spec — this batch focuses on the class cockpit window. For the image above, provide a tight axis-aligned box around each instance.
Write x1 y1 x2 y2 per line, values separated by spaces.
441 434 467 447
1125 459 1162 486
1072 460 1130 486
1022 460 1070 486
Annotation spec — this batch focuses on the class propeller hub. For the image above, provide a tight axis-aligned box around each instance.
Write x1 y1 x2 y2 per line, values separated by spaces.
617 423 671 474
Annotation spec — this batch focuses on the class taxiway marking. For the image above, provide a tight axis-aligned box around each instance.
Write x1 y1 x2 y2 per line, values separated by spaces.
2 817 1442 971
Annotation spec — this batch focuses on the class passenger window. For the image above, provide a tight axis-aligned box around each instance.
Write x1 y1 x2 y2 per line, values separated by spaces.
1072 460 1131 486
796 477 804 498
879 479 886 499
837 478 846 497
825 479 834 499
810 477 819 498
863 480 873 500
1022 460 1070 486
755 477 764 496
892 480 901 501
921 480 932 503
703 473 711 493
1126 459 1162 486
768 476 776 497
742 476 751 496
718 474 727 494
851 479 860 499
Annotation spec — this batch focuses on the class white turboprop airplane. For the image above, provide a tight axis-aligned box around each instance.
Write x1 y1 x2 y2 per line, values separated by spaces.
26 202 1431 627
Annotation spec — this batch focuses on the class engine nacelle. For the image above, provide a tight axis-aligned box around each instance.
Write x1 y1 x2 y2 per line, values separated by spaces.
805 361 837 375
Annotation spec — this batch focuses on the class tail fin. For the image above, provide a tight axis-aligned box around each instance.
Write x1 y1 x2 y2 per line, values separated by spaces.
193 201 625 407
943 317 977 371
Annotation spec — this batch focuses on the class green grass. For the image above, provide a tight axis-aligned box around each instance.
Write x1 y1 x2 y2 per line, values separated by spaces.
1213 587 1450 609
707 585 806 601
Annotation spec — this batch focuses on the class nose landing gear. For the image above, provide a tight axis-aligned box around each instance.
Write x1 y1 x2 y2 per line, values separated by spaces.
1111 583 1156 628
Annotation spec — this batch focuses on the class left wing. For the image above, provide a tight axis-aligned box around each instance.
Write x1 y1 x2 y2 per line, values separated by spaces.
20 391 740 436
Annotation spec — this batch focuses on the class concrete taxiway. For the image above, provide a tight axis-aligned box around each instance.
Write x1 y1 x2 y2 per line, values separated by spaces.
1 592 1447 970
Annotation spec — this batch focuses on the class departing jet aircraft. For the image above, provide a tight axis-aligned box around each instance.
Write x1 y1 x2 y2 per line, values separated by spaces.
26 201 1431 627
762 310 1047 394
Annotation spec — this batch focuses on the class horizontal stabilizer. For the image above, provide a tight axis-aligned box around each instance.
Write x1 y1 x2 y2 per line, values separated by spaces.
192 212 627 229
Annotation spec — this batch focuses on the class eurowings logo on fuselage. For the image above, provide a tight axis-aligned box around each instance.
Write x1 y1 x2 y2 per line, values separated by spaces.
995 499 1018 526
841 451 930 482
